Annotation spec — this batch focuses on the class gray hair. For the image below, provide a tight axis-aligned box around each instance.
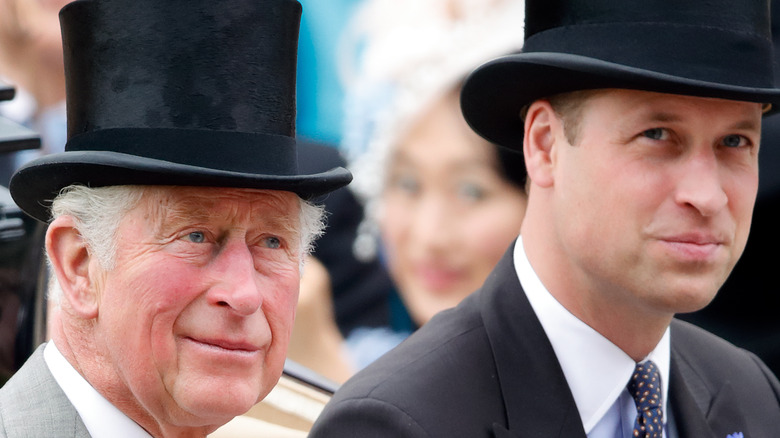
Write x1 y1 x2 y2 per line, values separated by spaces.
47 184 325 303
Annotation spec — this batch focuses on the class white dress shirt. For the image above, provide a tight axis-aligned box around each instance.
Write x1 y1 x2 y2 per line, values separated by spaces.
513 236 672 438
44 342 152 438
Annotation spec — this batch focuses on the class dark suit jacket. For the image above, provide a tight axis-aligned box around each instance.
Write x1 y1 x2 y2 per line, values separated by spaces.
309 246 780 438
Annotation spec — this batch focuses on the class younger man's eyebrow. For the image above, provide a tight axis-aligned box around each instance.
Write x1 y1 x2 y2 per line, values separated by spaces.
644 111 683 124
639 110 759 134
730 119 760 132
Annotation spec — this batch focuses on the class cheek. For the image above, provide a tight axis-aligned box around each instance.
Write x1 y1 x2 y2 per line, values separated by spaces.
727 169 758 214
133 265 204 319
102 261 202 354
463 208 523 267
571 155 655 231
380 197 410 249
261 269 301 339
93 272 195 402
727 172 758 247
256 277 299 386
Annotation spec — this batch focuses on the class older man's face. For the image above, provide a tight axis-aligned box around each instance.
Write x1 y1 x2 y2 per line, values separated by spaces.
92 186 302 429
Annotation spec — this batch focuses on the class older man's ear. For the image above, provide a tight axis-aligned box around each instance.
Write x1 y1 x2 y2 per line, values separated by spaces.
45 215 100 319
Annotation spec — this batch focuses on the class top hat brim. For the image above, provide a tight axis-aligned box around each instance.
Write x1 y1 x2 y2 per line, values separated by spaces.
10 151 352 222
461 52 780 150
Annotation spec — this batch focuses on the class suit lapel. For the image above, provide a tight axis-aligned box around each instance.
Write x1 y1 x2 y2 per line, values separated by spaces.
480 245 586 438
668 354 717 438
669 330 752 438
705 383 751 437
492 423 521 438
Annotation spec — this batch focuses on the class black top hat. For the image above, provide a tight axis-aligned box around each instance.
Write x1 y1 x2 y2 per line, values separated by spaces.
9 0 351 222
461 0 780 150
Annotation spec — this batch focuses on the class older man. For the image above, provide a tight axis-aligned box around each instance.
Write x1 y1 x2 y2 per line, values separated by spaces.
310 0 780 437
0 0 350 437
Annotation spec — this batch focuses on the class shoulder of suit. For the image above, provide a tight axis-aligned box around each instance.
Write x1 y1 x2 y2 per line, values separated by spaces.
0 344 88 437
670 318 775 381
326 295 494 405
671 318 748 355
314 302 502 437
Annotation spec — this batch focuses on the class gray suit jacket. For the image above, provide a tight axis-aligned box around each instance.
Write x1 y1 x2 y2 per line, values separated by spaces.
0 343 90 437
310 245 780 437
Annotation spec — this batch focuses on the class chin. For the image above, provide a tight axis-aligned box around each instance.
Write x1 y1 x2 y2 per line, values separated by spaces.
173 378 266 423
661 281 721 315
186 393 259 425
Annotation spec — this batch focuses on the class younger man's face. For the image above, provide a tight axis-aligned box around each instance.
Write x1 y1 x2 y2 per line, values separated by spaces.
548 88 762 318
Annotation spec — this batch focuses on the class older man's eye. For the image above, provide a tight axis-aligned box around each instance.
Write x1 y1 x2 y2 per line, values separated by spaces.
187 231 206 243
263 236 282 249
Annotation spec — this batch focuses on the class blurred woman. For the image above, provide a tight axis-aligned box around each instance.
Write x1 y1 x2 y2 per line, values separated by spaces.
289 0 527 380
379 87 526 326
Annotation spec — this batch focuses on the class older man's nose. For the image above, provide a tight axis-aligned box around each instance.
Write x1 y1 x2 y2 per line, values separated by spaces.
209 241 263 316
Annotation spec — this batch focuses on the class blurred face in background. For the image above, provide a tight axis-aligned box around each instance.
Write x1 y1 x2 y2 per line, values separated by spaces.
0 0 72 108
0 0 69 44
381 89 527 326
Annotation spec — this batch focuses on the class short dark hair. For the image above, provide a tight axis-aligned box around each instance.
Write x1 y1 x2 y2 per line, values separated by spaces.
546 89 603 145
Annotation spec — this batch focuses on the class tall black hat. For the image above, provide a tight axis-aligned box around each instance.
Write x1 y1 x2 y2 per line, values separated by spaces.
461 0 780 150
9 0 351 222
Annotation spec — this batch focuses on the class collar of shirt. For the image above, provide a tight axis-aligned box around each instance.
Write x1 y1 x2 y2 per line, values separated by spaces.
44 341 153 438
512 236 670 434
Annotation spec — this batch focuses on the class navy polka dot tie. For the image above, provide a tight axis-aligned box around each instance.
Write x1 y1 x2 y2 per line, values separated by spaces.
627 361 664 438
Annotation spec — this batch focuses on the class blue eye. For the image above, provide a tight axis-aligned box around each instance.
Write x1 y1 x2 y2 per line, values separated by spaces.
187 231 206 243
642 128 669 141
264 236 282 249
722 134 747 148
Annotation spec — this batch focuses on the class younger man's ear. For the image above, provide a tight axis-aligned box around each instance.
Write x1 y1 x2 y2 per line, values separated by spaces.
46 216 99 319
523 100 564 188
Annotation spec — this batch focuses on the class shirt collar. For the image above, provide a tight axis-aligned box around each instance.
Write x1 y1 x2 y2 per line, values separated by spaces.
44 342 153 438
513 237 670 433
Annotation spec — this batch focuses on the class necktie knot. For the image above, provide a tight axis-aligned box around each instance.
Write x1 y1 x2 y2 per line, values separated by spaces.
627 360 664 438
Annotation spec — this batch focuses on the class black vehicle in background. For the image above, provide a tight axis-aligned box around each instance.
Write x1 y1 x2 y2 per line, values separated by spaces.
0 184 47 386
0 82 47 386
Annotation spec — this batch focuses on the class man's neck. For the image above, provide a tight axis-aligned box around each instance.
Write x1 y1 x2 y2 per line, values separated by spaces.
520 218 673 361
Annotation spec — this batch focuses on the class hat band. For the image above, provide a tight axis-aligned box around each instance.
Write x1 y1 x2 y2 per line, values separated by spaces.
65 128 298 175
524 22 774 89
